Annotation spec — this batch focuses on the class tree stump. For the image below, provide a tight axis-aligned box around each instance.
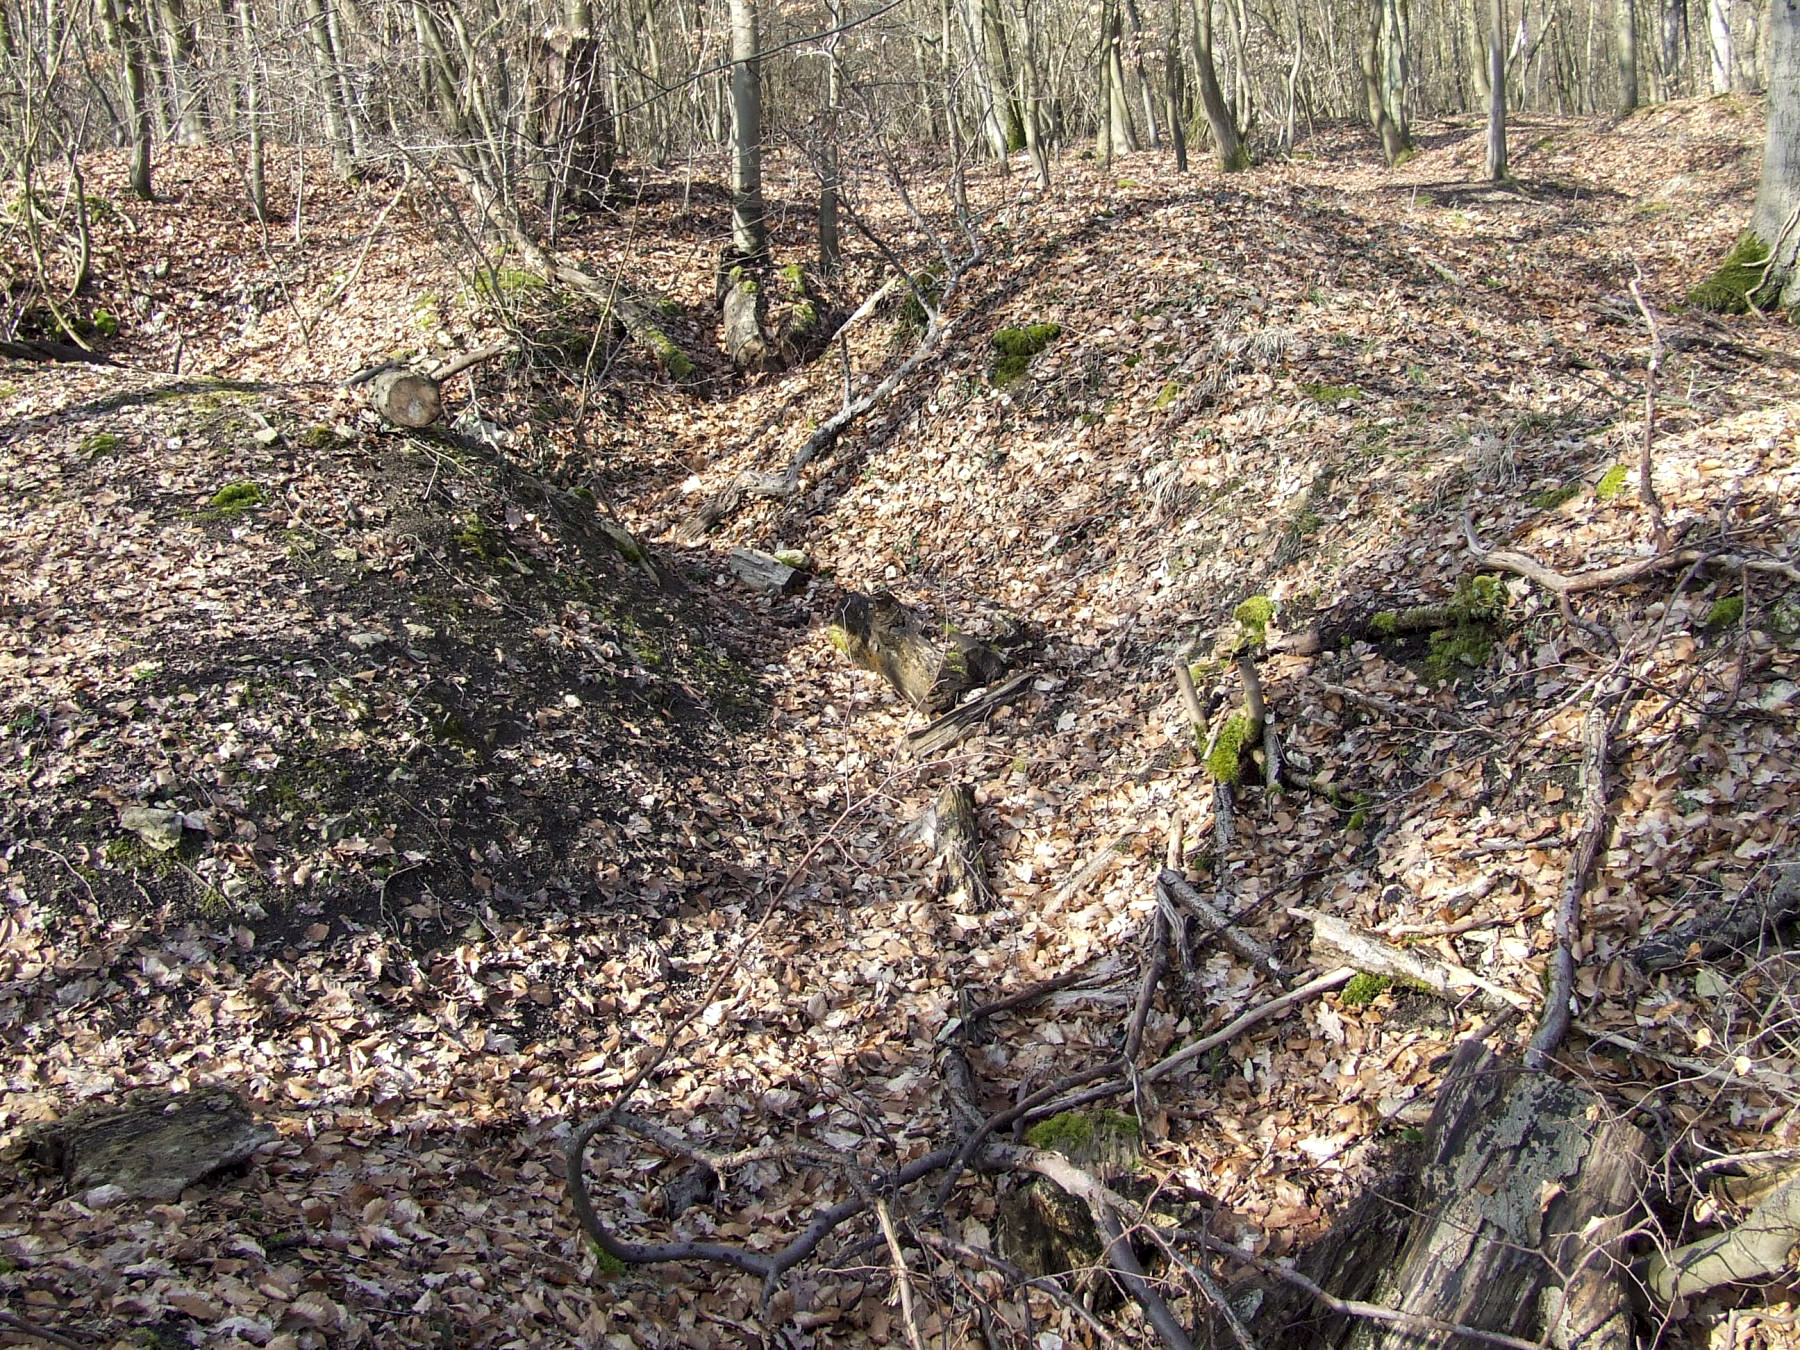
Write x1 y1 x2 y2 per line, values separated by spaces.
1258 1041 1650 1349
826 591 1007 714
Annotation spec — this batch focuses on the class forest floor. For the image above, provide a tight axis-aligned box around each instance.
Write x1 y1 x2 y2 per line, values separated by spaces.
3 96 1799 1348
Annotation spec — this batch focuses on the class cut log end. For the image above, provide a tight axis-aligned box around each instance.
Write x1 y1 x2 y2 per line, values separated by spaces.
366 369 442 428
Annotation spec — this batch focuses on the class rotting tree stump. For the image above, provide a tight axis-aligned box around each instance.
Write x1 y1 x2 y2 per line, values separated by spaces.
826 591 1007 714
1242 1041 1649 1349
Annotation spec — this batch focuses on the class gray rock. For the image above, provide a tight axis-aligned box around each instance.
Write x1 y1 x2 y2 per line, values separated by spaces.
118 806 184 852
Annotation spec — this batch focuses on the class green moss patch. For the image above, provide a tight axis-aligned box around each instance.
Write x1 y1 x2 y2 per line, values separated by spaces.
990 322 1061 387
80 432 122 458
1025 1109 1140 1160
1341 972 1393 1006
1207 712 1251 784
1707 595 1745 628
1301 382 1363 405
1595 464 1629 500
1532 483 1579 509
1425 625 1495 680
1689 233 1782 313
204 480 266 518
1234 595 1275 648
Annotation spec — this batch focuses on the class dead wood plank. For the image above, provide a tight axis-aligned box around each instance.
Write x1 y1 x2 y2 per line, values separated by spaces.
933 782 994 911
727 547 809 596
908 671 1035 755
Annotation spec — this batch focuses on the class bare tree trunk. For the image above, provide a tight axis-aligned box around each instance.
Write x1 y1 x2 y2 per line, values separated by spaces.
1618 0 1640 105
960 0 1011 159
1017 0 1053 185
1709 0 1734 87
1661 0 1685 95
1362 0 1409 161
1123 0 1164 145
547 0 615 211
1188 0 1246 167
301 0 353 174
1167 0 1190 168
819 0 842 274
1749 0 1800 302
1488 0 1508 178
1105 2 1139 152
980 0 1025 150
234 0 266 221
728 0 766 259
150 0 203 143
100 0 153 198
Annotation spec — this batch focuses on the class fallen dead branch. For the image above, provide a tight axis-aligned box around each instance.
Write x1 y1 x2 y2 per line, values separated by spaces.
0 1310 89 1350
1626 861 1800 972
1186 1230 1546 1350
1458 516 1800 595
675 249 982 543
1292 906 1531 1011
1525 667 1629 1071
568 967 1355 1331
1158 868 1288 985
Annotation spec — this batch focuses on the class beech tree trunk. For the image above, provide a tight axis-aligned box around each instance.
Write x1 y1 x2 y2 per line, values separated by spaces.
1189 0 1247 169
546 9 616 210
1750 0 1800 303
1487 0 1508 180
729 0 766 261
100 0 154 199
1618 0 1640 107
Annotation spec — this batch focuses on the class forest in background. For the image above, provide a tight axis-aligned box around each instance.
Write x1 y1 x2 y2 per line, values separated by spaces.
4 0 1800 1344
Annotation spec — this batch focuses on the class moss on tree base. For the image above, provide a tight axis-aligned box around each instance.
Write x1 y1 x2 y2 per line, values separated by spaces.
1690 233 1784 313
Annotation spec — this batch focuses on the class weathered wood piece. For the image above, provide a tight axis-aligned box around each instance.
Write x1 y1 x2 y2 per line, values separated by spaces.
726 546 808 596
1230 1163 1420 1348
718 255 776 372
1293 906 1531 1011
18 1087 272 1202
932 782 994 911
1159 869 1287 984
1647 1165 1800 1302
1628 862 1800 972
908 670 1034 756
1349 1042 1649 1349
827 591 1006 714
365 367 443 427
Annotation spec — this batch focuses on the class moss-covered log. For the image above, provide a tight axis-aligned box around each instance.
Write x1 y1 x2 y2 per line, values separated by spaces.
826 591 1007 713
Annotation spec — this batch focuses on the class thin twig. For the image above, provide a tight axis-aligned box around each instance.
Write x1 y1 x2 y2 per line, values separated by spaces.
873 1198 928 1350
1627 275 1670 550
0 1310 89 1350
